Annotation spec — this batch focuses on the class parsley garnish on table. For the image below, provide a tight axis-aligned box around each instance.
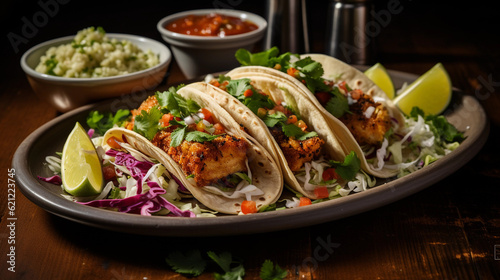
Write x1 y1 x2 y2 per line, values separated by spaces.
165 249 288 280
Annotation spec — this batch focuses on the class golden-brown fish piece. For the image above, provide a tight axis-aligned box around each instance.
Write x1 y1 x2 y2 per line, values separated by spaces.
152 128 248 187
269 127 325 172
125 95 159 130
339 94 391 146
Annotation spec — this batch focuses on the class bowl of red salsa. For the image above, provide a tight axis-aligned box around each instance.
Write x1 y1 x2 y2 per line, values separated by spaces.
157 9 266 79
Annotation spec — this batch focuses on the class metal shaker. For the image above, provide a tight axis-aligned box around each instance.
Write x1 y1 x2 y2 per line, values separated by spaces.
325 0 375 64
263 0 310 53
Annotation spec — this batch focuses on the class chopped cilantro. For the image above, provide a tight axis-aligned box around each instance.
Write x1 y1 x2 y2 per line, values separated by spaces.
235 47 350 118
298 131 319 141
86 109 130 135
235 46 294 70
169 126 187 147
185 130 222 143
263 111 288 128
44 56 58 76
155 86 198 118
133 106 162 140
324 89 350 118
225 78 275 114
328 151 361 181
293 57 324 80
410 106 465 143
133 87 224 146
281 123 305 138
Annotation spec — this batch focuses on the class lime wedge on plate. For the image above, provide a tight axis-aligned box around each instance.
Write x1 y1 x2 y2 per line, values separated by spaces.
364 63 395 99
393 63 452 116
61 122 104 197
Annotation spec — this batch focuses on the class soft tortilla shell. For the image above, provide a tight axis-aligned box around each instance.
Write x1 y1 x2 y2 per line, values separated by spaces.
189 77 347 198
103 88 283 214
227 59 403 178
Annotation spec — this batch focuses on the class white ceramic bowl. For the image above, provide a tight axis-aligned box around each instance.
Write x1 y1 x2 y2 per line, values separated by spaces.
157 9 267 79
21 34 172 112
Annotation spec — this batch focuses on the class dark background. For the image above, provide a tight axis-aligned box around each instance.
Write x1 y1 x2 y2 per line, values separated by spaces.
2 0 498 82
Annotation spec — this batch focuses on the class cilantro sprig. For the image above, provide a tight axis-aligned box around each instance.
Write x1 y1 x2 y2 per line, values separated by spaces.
221 77 317 140
224 77 275 113
165 249 287 280
133 106 162 140
235 47 350 118
328 151 361 181
263 112 317 140
410 107 465 143
235 46 295 69
86 109 130 135
133 86 223 146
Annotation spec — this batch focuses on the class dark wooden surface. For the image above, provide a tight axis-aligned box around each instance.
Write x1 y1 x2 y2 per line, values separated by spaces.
1 1 499 279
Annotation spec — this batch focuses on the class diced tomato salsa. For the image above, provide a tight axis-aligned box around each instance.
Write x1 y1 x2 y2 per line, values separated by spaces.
165 13 258 37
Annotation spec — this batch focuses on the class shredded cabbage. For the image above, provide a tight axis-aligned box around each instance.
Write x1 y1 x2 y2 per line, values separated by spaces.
370 114 460 177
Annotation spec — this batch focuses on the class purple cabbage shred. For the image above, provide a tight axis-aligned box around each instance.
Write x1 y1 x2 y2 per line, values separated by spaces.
82 149 195 217
38 175 62 185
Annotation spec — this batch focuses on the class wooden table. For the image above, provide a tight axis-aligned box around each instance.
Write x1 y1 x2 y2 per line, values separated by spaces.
1 1 499 279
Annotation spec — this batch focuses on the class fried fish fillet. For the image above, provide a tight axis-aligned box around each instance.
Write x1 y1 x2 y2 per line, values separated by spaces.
125 95 159 130
152 128 248 187
339 94 391 146
269 127 325 172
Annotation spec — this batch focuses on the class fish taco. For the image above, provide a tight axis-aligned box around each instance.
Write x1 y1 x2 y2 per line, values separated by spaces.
233 48 406 178
186 74 362 200
103 86 282 214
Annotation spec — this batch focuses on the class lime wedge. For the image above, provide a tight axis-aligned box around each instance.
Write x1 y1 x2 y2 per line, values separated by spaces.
61 122 104 197
393 63 452 116
364 63 395 99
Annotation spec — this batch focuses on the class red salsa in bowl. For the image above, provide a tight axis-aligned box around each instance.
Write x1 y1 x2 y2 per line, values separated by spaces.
165 13 259 37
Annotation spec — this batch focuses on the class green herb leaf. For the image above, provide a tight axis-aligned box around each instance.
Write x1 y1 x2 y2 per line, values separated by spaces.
426 114 465 143
208 251 245 280
226 78 252 100
45 57 58 76
235 47 294 72
214 264 245 280
260 260 288 280
298 131 318 141
409 106 425 120
410 106 465 143
217 74 232 84
225 78 275 114
207 251 233 273
156 87 199 118
165 250 207 277
328 151 361 181
282 123 305 138
87 109 131 135
169 126 187 147
133 107 162 140
263 111 288 128
293 57 324 79
324 91 350 118
185 131 221 143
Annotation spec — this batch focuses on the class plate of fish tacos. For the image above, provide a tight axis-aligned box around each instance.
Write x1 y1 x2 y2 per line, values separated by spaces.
12 48 488 236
